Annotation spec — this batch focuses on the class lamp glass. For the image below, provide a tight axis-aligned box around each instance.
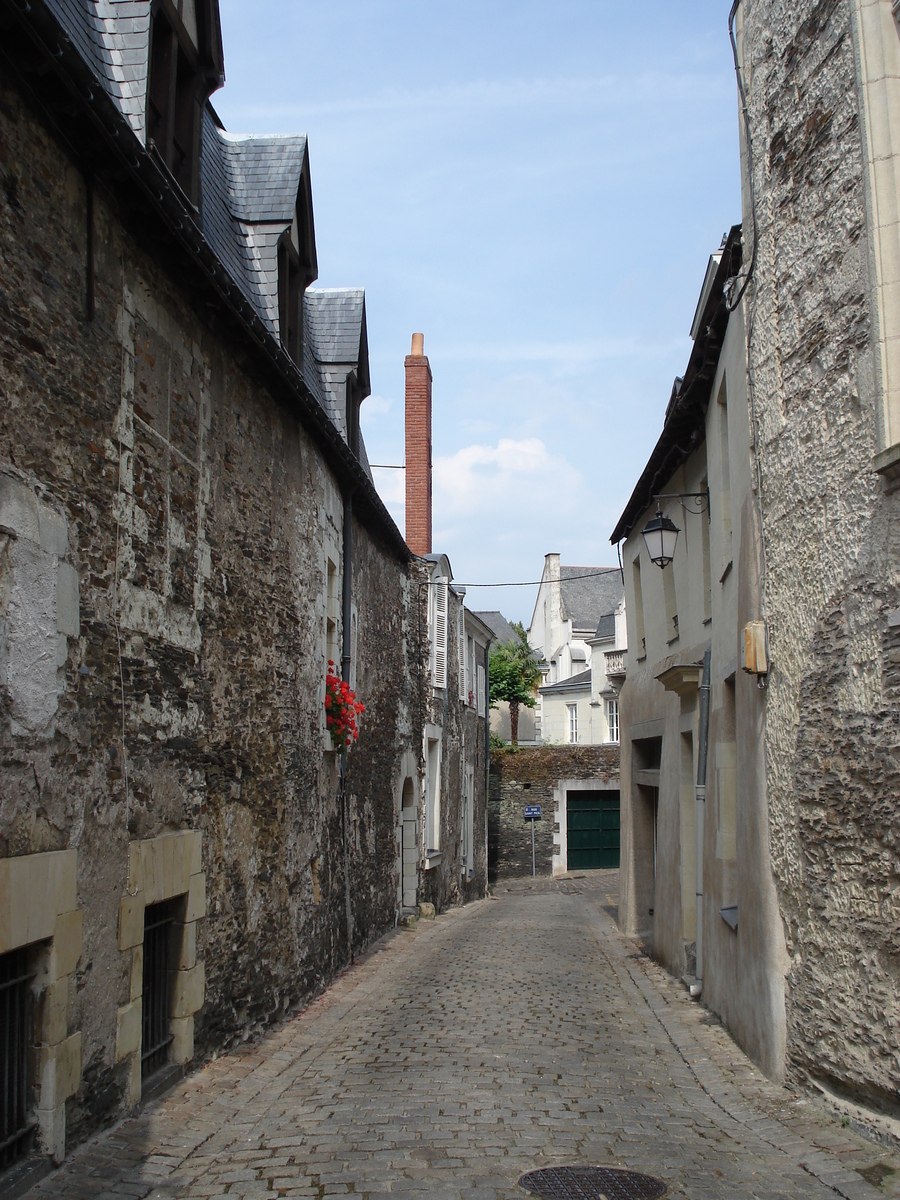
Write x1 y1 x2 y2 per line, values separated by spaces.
642 512 680 569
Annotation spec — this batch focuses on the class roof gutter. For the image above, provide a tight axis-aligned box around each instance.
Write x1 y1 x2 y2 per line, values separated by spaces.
1 0 411 563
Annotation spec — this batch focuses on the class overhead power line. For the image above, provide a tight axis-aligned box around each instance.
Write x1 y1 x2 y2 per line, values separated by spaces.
458 569 621 588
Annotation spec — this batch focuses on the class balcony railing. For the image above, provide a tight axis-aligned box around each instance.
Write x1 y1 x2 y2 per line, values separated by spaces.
604 649 626 679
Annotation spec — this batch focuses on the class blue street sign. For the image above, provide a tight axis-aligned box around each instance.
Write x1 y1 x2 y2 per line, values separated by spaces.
524 805 542 820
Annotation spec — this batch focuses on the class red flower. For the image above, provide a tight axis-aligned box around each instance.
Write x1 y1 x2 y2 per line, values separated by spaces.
323 669 364 751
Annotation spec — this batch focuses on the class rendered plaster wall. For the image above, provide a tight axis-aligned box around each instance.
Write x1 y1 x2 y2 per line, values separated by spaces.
739 0 900 1106
618 306 787 1080
488 745 619 881
0 70 420 1149
490 700 536 744
539 688 615 746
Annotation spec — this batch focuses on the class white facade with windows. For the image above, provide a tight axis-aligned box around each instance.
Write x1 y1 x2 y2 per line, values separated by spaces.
529 554 626 744
410 555 492 910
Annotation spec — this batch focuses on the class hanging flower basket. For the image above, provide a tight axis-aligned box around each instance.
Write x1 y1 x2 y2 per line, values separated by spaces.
325 662 365 752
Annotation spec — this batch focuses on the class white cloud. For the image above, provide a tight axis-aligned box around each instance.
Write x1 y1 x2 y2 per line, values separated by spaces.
361 393 394 418
434 437 580 519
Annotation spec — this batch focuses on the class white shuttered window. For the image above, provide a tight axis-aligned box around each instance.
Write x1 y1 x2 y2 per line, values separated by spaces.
432 578 448 689
457 607 466 700
476 663 485 717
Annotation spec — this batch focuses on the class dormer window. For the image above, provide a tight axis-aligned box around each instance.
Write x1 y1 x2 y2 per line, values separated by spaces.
278 233 303 364
278 192 316 366
147 0 224 207
346 376 361 457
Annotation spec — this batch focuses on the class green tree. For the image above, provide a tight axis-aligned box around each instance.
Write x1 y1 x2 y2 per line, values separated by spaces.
489 621 543 747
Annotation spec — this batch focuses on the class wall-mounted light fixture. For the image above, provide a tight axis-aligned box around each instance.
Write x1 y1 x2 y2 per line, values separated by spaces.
641 491 710 569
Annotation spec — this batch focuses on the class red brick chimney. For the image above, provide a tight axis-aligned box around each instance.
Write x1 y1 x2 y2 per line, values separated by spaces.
405 332 432 555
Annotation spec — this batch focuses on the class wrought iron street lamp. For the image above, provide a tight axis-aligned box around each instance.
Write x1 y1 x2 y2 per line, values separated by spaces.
641 491 710 569
642 506 680 569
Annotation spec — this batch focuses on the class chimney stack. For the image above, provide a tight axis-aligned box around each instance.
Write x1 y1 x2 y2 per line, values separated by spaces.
405 332 432 555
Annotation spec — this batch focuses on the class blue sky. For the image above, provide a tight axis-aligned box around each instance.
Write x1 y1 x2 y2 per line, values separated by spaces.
215 2 742 625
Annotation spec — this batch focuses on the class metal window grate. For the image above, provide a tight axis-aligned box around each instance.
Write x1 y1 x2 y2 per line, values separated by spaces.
519 1167 667 1199
141 901 175 1080
0 948 36 1171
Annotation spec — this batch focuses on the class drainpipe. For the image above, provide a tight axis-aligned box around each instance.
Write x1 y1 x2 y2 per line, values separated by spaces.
340 488 355 962
483 638 492 893
693 648 712 997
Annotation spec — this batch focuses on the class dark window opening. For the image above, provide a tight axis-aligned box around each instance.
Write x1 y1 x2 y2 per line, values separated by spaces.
346 378 361 457
0 948 36 1171
633 735 663 772
142 900 178 1082
147 5 203 205
278 235 303 365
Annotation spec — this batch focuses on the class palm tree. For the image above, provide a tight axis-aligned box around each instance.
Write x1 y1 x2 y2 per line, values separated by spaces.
489 622 543 747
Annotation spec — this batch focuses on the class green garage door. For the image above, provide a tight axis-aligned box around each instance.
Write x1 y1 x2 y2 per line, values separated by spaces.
567 790 620 870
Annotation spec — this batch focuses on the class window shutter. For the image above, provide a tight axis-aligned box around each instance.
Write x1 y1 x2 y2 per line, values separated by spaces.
476 663 485 717
457 607 466 700
433 579 448 689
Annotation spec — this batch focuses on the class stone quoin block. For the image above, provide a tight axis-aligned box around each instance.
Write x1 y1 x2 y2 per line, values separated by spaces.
170 1015 194 1064
115 999 142 1062
38 1032 82 1103
40 978 70 1047
118 894 145 951
39 505 68 558
172 920 197 971
172 961 205 1019
55 561 80 637
129 944 144 1001
0 850 77 954
50 908 82 982
0 472 40 542
185 871 206 923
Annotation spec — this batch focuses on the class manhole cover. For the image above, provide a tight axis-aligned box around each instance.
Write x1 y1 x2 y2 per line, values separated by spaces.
518 1166 667 1200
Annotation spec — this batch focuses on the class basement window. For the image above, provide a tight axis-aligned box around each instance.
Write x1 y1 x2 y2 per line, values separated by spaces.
142 899 178 1082
0 948 36 1170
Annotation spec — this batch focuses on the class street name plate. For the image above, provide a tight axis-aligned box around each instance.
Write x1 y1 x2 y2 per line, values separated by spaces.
524 805 542 820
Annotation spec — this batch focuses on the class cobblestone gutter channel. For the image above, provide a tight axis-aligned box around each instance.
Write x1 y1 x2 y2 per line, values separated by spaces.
18 873 899 1200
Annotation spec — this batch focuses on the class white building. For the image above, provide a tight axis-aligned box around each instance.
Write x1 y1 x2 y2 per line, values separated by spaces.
529 554 626 744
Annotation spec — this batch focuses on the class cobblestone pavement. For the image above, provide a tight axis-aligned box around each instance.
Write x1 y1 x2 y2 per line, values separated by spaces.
25 872 900 1200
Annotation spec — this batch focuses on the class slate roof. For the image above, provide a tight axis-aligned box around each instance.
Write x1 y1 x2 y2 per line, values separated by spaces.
592 613 616 641
305 290 372 469
611 227 743 544
473 611 519 646
17 0 401 554
560 567 624 632
45 0 154 140
539 668 592 696
40 1 367 454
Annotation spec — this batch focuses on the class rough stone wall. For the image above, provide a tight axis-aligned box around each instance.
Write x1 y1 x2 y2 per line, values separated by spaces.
741 0 900 1107
0 68 420 1147
489 745 619 880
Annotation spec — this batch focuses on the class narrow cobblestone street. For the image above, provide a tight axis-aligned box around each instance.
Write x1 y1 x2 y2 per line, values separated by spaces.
26 874 898 1200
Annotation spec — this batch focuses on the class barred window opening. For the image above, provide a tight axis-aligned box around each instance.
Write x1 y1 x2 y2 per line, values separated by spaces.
0 947 36 1171
142 900 178 1081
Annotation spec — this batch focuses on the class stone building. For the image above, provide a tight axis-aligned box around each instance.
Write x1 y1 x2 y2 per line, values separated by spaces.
611 228 786 1079
0 0 479 1179
488 745 621 881
527 553 625 745
401 340 492 917
613 0 900 1121
729 0 900 1114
